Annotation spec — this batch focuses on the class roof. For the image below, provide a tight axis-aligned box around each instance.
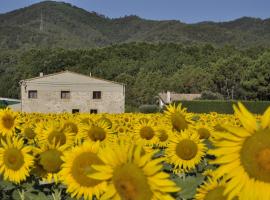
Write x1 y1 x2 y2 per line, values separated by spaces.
20 70 125 86
158 92 201 103
0 97 21 102
0 97 21 106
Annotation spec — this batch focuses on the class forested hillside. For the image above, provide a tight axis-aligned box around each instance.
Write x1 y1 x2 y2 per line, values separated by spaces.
1 43 269 107
1 1 270 107
1 1 270 49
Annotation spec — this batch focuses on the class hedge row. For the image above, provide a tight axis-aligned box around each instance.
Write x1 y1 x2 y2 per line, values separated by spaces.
174 100 270 114
139 104 160 113
0 103 6 109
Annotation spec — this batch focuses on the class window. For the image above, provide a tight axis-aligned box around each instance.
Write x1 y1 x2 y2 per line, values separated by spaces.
28 90 37 99
72 109 80 114
93 91 101 99
61 91 70 99
90 109 98 114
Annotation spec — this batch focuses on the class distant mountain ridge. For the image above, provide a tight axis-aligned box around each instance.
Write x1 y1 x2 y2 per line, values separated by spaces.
0 1 270 49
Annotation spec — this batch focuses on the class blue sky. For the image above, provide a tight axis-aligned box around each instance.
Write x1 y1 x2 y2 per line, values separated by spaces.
0 0 269 23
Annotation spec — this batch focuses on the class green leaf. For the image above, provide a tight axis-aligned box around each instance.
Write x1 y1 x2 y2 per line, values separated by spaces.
0 179 15 191
12 190 21 200
174 174 204 199
163 162 173 171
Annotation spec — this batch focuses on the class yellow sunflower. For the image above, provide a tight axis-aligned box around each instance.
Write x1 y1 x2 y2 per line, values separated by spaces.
89 142 180 200
202 169 215 178
79 120 114 145
209 102 270 200
0 136 34 183
98 116 113 129
195 177 238 200
164 103 193 132
36 121 74 147
155 124 172 147
0 133 6 147
196 123 214 140
79 116 94 126
166 129 207 173
60 142 107 200
62 119 83 144
34 143 68 182
18 121 37 143
0 108 18 136
62 119 79 135
138 116 150 124
133 120 158 146
116 124 128 135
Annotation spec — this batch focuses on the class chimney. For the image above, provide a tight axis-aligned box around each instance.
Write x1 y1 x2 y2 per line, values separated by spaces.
39 72 44 77
166 91 171 103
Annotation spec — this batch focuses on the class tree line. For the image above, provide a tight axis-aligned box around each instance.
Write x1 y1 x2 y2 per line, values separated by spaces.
0 43 269 107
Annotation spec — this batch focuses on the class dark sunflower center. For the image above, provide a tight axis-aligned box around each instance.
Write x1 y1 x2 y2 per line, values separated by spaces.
176 139 198 160
119 127 125 133
88 126 106 142
71 152 103 187
257 148 270 171
240 129 270 182
3 148 24 170
204 186 229 200
48 130 66 146
24 127 36 139
112 163 153 200
39 149 63 173
140 126 155 140
158 130 168 142
171 112 188 132
2 114 15 129
198 128 210 139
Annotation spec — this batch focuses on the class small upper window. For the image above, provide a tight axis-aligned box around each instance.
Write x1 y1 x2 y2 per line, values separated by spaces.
72 109 80 114
93 91 101 99
61 91 70 99
28 90 37 99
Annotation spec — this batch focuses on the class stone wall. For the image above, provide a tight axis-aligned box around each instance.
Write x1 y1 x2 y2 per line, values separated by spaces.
21 86 125 113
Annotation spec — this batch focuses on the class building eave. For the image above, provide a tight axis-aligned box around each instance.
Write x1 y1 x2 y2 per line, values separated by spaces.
20 70 125 86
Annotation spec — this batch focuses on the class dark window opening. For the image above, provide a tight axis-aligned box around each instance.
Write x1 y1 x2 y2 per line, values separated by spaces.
61 91 70 99
90 109 98 114
93 91 101 99
72 109 80 114
28 90 37 99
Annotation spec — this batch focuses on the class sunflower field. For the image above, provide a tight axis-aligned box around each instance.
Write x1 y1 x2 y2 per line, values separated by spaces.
0 102 269 200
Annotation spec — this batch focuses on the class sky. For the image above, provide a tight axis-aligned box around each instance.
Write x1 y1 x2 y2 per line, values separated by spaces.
0 0 269 23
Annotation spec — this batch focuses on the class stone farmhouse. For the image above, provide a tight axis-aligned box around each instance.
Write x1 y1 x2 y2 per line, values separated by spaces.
158 91 201 108
20 71 125 113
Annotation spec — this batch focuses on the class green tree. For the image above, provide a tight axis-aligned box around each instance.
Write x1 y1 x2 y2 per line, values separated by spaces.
242 52 270 100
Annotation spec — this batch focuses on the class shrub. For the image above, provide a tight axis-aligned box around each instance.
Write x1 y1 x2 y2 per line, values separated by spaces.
125 105 139 113
139 104 159 113
200 90 224 100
